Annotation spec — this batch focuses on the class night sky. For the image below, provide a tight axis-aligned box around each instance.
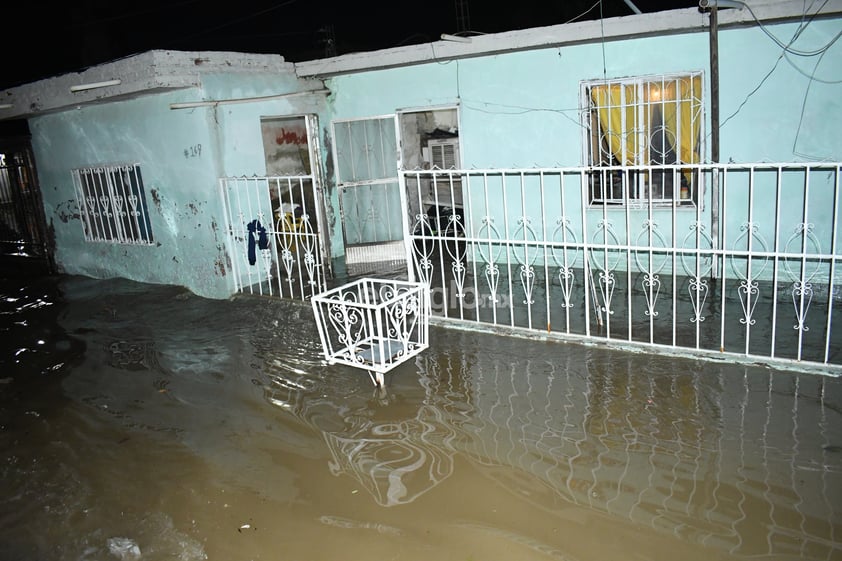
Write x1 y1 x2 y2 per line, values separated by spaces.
1 0 700 90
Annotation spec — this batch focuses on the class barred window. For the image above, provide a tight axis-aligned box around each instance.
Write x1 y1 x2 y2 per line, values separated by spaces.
71 163 153 244
582 73 704 207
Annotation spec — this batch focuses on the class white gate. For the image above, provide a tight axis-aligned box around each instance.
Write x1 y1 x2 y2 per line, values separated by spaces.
221 175 327 300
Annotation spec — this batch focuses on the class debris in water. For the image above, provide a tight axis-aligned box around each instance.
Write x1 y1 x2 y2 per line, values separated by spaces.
107 537 141 560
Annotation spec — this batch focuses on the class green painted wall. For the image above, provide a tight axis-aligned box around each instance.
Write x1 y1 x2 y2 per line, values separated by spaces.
31 90 232 297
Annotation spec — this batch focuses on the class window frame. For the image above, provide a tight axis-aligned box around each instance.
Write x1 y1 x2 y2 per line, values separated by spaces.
71 163 154 244
581 72 705 208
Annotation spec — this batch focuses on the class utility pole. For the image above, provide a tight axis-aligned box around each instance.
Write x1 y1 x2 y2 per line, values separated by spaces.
455 0 471 34
319 25 337 58
710 5 720 279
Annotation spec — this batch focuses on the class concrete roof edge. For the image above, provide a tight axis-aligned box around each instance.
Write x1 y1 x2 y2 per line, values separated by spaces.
0 50 295 121
294 1 842 78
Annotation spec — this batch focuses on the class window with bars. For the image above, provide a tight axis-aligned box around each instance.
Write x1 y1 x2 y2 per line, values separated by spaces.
582 73 704 207
71 163 154 244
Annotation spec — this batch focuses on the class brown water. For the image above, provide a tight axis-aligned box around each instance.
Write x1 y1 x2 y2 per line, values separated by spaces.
1 272 840 561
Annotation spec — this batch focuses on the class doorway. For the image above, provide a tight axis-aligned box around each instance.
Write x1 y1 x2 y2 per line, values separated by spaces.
221 114 329 300
0 133 53 272
397 107 463 240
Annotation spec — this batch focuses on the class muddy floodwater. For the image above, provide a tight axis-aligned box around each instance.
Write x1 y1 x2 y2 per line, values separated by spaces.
1 271 840 561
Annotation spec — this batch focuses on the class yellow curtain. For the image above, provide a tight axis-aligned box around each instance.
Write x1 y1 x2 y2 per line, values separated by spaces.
591 84 640 166
660 76 701 185
592 78 701 182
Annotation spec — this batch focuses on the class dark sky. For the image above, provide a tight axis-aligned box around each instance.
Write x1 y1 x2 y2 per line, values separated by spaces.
0 0 699 90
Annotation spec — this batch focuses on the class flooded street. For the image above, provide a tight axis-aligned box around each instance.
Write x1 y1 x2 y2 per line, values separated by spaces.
1 271 840 561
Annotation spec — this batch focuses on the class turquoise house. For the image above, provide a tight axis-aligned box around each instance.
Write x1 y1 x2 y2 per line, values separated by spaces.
1 0 840 370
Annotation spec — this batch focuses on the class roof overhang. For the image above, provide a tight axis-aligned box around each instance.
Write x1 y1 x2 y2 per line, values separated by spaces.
0 50 294 121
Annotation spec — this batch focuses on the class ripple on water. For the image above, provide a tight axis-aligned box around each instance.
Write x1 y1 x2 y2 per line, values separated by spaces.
318 514 404 536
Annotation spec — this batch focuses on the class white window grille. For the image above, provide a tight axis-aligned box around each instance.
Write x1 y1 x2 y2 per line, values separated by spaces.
71 163 153 244
582 72 704 207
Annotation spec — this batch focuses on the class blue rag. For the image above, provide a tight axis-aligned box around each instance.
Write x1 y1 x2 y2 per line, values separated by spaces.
247 220 268 265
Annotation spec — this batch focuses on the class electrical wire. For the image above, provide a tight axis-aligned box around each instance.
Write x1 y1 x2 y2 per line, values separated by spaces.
723 0 841 56
69 0 209 27
460 99 584 128
566 0 602 25
716 52 785 135
784 50 842 83
716 0 837 134
172 0 301 43
792 46 831 159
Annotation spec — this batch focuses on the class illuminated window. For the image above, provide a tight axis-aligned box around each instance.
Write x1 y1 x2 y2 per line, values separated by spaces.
583 73 704 206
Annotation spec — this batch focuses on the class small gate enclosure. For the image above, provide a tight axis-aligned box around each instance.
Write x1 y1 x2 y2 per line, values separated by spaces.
311 278 430 386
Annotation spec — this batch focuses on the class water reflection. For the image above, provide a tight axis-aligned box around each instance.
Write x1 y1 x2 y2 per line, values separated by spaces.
251 304 459 507
254 296 841 559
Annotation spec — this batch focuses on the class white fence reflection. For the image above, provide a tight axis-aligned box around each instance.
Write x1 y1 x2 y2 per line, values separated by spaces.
402 163 842 372
413 337 841 559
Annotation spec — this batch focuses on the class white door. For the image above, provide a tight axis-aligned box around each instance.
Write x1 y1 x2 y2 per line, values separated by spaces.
331 115 407 266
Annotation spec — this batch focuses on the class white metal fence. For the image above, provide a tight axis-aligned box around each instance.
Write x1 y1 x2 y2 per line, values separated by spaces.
402 163 842 372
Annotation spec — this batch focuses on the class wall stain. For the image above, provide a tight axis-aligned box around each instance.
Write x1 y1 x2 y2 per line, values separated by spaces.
55 199 80 223
150 188 162 213
210 219 220 244
47 220 56 254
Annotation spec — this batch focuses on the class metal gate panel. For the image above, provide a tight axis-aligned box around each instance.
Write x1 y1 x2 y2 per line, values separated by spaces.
0 144 52 266
221 175 326 300
401 163 842 374
331 116 407 266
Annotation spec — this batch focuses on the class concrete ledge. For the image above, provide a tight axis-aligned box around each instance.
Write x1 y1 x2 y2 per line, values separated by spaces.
0 50 294 120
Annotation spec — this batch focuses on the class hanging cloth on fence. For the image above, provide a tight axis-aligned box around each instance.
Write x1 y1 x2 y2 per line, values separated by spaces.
247 219 269 265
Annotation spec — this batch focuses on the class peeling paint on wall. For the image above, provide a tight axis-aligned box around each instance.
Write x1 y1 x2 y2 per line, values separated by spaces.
54 199 80 223
150 188 162 214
